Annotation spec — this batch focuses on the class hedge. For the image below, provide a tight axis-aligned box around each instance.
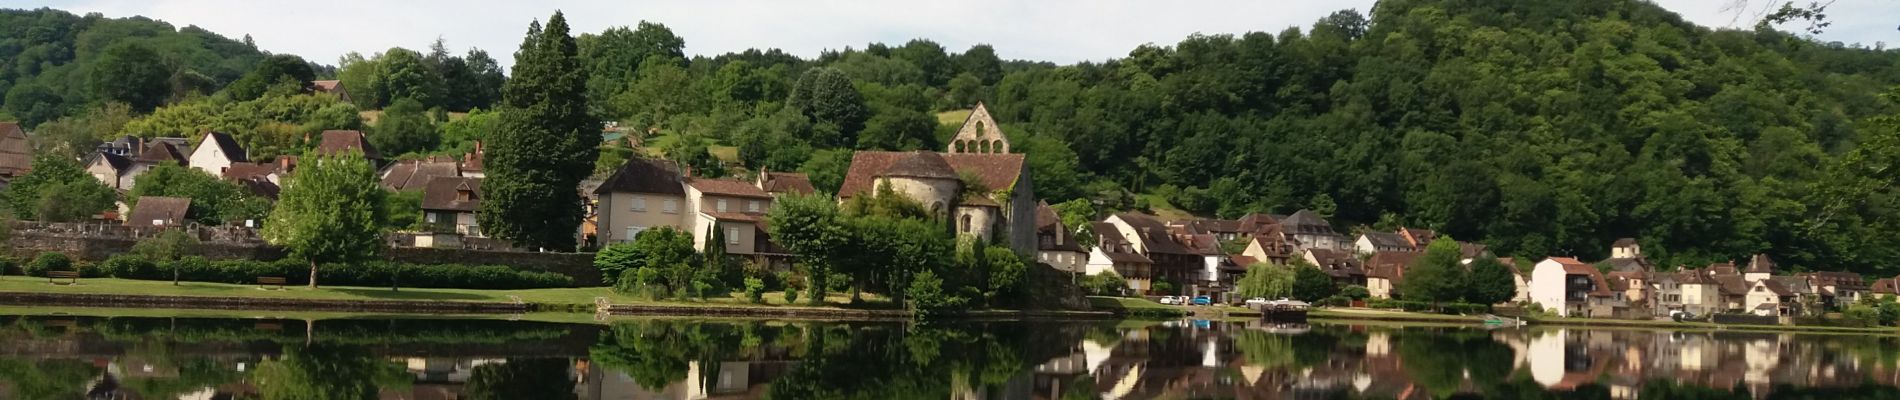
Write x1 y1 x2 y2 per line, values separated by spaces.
1367 298 1490 315
89 255 574 289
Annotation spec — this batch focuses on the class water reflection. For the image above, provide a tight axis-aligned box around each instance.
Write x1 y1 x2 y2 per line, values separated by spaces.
2 314 1900 399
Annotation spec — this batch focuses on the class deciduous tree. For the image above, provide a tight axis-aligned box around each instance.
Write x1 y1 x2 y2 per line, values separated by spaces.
262 152 387 289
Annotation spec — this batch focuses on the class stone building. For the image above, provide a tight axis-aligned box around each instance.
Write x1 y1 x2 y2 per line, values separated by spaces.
837 103 1035 255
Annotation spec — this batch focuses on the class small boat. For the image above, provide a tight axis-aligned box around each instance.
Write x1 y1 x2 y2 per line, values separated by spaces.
1253 299 1310 322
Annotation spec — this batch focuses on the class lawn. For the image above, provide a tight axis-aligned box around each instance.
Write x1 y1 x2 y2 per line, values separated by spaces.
0 277 888 310
1134 193 1203 221
936 109 973 126
1088 296 1188 317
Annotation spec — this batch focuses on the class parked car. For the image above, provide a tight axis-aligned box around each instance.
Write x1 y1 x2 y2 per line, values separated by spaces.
1191 296 1212 305
1157 296 1181 305
1244 298 1269 306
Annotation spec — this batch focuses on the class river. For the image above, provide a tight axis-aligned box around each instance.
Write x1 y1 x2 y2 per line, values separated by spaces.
1 312 1897 399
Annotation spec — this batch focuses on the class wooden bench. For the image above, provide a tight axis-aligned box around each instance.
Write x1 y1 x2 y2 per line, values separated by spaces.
257 276 287 290
45 271 78 285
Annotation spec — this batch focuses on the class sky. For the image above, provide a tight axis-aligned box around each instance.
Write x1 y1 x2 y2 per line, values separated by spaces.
7 0 1897 69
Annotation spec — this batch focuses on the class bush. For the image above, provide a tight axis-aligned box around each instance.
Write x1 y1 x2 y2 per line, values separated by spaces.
0 255 14 276
1081 272 1129 296
783 286 800 304
92 258 573 289
1846 305 1882 327
25 252 73 277
744 277 766 304
1340 285 1370 300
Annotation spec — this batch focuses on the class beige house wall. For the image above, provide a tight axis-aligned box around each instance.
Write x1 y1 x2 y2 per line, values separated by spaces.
597 191 687 243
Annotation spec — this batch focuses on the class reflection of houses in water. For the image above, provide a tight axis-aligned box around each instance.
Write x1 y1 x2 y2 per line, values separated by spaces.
575 358 797 399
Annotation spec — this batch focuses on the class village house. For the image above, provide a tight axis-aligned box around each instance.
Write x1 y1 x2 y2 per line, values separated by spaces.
1353 231 1413 254
1363 251 1417 300
593 158 689 243
85 137 191 190
1798 271 1869 309
755 169 815 197
1281 209 1346 252
1180 231 1243 302
0 122 32 187
1529 257 1612 317
125 196 191 228
1602 271 1650 317
188 132 248 177
420 177 484 237
1873 277 1899 299
1676 268 1727 316
381 156 464 191
1034 201 1088 273
1397 226 1436 249
1500 258 1531 303
1085 221 1153 294
1309 247 1369 289
1745 277 1803 317
1232 233 1295 269
1601 238 1654 273
309 80 352 103
1650 271 1685 316
837 104 1035 255
314 130 384 166
685 177 793 270
1102 213 1203 296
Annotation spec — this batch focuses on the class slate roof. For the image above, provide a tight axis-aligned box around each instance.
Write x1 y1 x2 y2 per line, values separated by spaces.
0 122 31 177
1091 221 1153 264
199 132 249 163
1114 213 1193 255
884 151 958 179
1799 271 1869 290
594 158 685 196
1459 242 1490 259
1234 213 1279 235
380 159 461 191
1612 238 1638 247
1747 254 1776 274
759 171 815 195
1281 209 1337 236
1398 227 1436 247
137 142 189 165
1183 234 1225 256
689 177 773 199
1713 275 1750 296
125 196 191 227
421 177 482 212
222 162 279 181
315 130 381 160
1035 201 1061 230
960 194 1000 207
838 151 1025 198
1708 262 1740 275
1759 278 1795 297
1604 257 1653 273
1359 231 1412 250
92 152 132 172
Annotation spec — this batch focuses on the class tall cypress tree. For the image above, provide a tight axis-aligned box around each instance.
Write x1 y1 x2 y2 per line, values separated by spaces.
479 12 599 251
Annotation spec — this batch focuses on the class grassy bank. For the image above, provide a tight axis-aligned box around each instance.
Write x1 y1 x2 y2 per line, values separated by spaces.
1088 296 1189 318
0 277 877 310
1311 308 1900 335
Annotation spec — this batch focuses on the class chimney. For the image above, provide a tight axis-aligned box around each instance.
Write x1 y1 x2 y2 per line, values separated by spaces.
473 140 483 155
683 165 693 178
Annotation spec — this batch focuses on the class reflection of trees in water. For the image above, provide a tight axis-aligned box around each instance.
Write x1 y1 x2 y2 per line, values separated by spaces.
253 344 409 400
464 358 579 400
1390 328 1525 398
0 358 101 399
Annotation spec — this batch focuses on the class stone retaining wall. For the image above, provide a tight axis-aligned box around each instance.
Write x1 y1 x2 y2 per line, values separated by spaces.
0 292 530 314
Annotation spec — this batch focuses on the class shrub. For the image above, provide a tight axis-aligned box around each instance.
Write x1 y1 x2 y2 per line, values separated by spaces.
0 255 15 276
1340 285 1371 300
26 252 73 277
1081 272 1129 296
91 258 573 289
906 270 965 320
1846 305 1882 327
783 286 799 304
744 277 766 304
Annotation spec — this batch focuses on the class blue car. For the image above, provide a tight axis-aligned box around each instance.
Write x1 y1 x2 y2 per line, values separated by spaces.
1191 296 1212 305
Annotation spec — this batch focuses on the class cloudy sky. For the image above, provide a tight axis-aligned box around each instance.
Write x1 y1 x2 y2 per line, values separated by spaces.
8 0 1897 69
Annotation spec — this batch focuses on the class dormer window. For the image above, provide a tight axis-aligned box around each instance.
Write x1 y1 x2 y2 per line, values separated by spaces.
456 190 473 202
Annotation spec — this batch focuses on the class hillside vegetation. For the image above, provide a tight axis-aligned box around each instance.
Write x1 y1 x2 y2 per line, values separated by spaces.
4 1 1900 273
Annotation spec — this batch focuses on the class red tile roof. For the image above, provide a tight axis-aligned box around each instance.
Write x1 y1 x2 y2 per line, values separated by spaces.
701 211 765 222
688 178 773 199
838 151 1025 198
759 171 814 195
315 130 381 160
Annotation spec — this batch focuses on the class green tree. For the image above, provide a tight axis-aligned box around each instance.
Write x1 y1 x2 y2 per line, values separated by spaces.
787 67 869 147
578 22 686 108
261 152 387 289
370 97 440 156
479 12 601 251
254 344 407 400
1290 261 1335 302
132 229 199 285
1465 254 1518 305
368 47 443 109
765 193 848 304
87 43 172 112
5 154 111 220
610 226 699 298
463 359 578 400
1399 237 1470 304
225 54 316 101
798 148 853 194
1236 263 1293 299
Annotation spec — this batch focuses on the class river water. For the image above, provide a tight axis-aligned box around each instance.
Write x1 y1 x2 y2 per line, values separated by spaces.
2 313 1897 399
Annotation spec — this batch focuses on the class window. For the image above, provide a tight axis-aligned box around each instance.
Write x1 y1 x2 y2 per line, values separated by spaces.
426 213 437 223
663 199 678 213
726 227 740 244
625 226 646 241
717 199 729 212
747 200 761 213
961 214 973 233
631 196 646 212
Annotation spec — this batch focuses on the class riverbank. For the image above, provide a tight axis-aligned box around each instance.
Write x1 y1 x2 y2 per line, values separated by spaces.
0 277 1117 320
1311 308 1900 335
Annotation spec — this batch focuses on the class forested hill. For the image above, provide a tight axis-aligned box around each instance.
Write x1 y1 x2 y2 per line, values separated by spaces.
4 1 1900 274
0 8 268 123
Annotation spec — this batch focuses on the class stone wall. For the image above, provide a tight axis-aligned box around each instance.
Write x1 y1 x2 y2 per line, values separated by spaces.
7 221 601 287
